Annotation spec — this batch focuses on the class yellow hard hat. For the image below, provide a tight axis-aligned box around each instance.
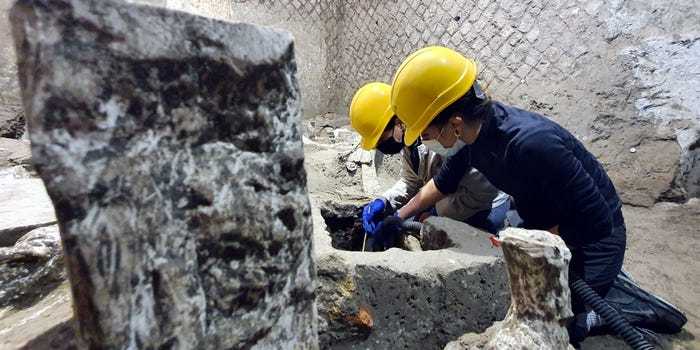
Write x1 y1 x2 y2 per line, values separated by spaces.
349 82 394 150
391 46 478 145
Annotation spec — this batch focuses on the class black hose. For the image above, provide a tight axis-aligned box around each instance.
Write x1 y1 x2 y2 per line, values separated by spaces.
570 274 655 350
400 220 422 232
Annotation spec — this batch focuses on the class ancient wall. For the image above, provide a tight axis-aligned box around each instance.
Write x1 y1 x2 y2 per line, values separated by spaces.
327 0 700 205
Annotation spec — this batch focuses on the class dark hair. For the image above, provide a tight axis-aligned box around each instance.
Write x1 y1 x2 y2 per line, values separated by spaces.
383 116 398 133
430 82 492 127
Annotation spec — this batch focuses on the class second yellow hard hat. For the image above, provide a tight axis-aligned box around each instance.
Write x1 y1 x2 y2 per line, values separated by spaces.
349 82 394 150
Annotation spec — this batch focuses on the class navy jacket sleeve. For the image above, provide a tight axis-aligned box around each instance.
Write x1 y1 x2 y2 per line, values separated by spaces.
433 145 471 194
519 131 612 236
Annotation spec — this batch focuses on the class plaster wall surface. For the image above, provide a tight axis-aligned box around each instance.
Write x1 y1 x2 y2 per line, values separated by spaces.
156 0 338 118
1 0 19 106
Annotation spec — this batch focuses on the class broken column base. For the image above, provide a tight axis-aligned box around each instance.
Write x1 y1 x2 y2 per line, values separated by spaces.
444 318 575 350
444 228 574 350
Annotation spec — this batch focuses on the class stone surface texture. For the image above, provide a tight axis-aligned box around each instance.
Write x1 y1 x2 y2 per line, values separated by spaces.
1 0 21 107
0 225 64 308
0 282 75 350
445 228 573 350
0 175 57 247
314 205 510 349
0 104 25 138
421 216 496 254
0 136 31 168
11 0 317 349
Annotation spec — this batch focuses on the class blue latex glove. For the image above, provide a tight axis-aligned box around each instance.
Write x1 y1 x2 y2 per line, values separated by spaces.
362 197 389 236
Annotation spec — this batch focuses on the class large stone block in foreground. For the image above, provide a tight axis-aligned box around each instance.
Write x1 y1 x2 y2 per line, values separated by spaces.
11 0 317 348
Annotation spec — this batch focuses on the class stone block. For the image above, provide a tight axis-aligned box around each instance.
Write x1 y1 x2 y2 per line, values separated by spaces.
0 225 64 308
420 216 499 257
313 204 509 349
11 0 317 348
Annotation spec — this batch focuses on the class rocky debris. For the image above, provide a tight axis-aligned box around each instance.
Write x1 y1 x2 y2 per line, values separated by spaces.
445 228 573 350
11 0 317 348
313 205 509 349
320 200 365 251
0 104 25 139
344 148 383 196
347 148 374 164
0 137 31 169
330 127 359 144
677 127 700 196
399 234 422 251
0 177 57 247
590 34 700 207
0 225 64 308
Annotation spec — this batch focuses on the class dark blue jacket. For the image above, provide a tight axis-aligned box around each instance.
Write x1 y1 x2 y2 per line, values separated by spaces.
434 102 622 246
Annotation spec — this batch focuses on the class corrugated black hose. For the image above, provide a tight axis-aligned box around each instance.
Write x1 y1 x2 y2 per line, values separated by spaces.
399 220 422 232
570 274 656 350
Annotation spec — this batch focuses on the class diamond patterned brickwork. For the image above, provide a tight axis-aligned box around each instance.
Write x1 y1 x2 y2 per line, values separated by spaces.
326 0 609 115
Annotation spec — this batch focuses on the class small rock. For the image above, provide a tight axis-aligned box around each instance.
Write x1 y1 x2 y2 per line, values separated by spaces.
345 161 358 172
348 148 374 164
0 225 64 308
399 234 422 251
630 147 637 153
0 105 25 139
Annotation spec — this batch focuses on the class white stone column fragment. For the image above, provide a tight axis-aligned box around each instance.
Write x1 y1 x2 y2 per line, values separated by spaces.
446 228 574 350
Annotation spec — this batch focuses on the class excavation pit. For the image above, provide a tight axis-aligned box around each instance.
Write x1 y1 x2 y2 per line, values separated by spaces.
313 201 511 349
319 201 365 251
319 200 424 252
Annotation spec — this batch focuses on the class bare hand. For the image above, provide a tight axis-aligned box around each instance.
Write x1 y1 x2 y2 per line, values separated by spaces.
548 225 560 235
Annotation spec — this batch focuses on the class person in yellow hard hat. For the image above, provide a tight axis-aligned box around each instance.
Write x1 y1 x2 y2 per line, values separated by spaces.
389 46 687 346
349 82 511 251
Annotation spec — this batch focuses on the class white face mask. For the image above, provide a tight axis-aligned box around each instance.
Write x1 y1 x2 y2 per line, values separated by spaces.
423 139 466 157
422 124 466 158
